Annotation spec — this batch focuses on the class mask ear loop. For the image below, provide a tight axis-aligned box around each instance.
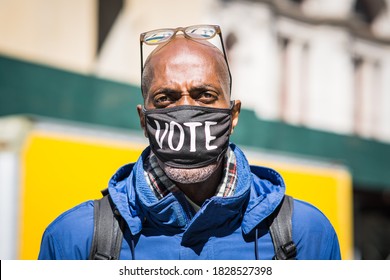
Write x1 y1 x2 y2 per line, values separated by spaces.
228 100 236 135
255 227 260 260
130 235 136 260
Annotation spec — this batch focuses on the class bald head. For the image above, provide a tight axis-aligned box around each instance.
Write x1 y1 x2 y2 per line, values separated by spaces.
141 36 231 100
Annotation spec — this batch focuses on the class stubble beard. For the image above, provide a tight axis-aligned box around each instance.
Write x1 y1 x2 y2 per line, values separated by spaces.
161 162 219 184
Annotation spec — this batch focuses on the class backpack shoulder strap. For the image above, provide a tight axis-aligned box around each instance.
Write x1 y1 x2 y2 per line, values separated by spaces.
268 195 297 260
88 191 124 260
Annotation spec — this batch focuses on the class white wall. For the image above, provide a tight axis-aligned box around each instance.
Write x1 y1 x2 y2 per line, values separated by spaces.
0 0 96 73
216 1 280 119
303 0 355 19
1 0 390 142
217 0 390 141
94 0 215 85
0 117 32 259
379 55 390 140
305 26 354 133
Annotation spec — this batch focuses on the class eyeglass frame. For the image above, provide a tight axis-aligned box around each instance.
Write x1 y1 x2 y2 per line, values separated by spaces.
139 24 232 95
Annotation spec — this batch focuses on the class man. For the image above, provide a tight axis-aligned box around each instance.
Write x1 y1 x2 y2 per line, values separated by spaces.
38 25 341 260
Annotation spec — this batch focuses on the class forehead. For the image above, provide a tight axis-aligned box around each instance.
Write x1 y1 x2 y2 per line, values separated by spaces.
147 37 227 72
143 37 229 93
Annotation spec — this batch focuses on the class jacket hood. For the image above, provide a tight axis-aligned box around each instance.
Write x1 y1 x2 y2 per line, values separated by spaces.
107 144 286 242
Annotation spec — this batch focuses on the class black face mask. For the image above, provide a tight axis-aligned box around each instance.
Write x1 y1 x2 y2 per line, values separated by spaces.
143 103 234 169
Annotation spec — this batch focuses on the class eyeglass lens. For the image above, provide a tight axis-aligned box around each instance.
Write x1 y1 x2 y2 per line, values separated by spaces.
143 26 217 45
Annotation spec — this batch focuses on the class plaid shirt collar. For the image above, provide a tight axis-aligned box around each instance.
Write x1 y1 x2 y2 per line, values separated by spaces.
143 147 238 201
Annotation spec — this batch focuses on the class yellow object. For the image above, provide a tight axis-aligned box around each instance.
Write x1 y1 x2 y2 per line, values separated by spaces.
248 158 353 260
19 130 353 260
19 130 145 259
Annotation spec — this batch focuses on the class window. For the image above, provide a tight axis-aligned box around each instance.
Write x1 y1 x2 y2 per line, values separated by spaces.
97 0 124 54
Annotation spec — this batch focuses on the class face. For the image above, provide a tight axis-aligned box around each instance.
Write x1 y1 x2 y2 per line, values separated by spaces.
143 38 230 107
137 37 241 184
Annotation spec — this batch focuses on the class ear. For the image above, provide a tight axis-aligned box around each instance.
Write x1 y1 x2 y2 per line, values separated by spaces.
137 104 148 138
230 100 241 134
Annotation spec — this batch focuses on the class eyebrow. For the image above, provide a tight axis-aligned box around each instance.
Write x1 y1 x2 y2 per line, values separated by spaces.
153 88 179 95
193 84 218 90
152 83 221 94
189 83 223 93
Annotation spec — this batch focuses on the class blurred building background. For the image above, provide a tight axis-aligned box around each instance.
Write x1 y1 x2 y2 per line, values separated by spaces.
0 0 389 259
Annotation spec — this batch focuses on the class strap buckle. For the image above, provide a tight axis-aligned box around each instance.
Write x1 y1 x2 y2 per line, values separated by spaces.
274 241 297 260
94 252 115 260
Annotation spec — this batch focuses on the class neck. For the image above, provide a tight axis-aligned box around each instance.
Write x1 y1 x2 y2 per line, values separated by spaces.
175 161 224 206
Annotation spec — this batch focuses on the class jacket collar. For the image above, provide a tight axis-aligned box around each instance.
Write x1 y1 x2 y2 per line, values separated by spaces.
107 144 285 241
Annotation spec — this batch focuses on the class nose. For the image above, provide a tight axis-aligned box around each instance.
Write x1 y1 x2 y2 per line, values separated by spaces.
176 92 197 106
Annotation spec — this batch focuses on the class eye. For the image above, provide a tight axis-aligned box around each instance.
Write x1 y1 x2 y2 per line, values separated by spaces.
198 91 218 103
154 94 173 107
201 92 213 98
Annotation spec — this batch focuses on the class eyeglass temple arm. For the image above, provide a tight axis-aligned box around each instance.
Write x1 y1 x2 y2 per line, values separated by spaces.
140 39 144 77
218 31 232 95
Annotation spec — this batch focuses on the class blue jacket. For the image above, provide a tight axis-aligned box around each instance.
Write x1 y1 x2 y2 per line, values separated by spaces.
38 144 341 260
